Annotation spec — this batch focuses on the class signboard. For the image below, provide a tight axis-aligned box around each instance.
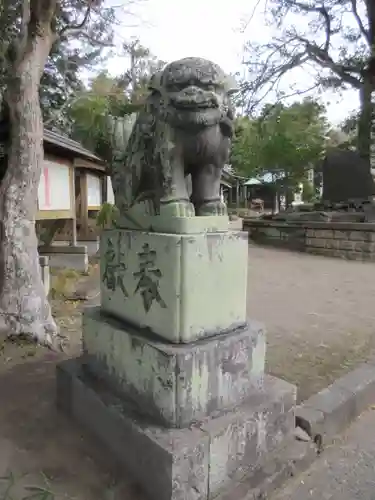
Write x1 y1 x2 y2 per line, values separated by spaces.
107 176 115 204
38 159 71 211
87 173 102 209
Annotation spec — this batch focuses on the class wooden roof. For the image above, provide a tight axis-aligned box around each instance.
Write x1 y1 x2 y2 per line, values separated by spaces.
43 129 104 165
0 121 105 170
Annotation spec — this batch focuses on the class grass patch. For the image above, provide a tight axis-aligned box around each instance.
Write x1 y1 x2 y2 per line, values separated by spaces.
49 261 98 299
0 472 57 500
49 269 80 299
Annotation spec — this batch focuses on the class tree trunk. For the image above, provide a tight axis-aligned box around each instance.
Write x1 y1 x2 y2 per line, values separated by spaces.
366 0 375 86
0 33 58 345
357 74 373 163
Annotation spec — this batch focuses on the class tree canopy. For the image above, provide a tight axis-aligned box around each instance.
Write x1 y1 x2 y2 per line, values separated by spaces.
69 41 166 168
0 0 116 128
241 0 374 161
231 98 328 189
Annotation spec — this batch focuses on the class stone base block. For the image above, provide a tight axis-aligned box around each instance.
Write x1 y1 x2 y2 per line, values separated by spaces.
56 358 296 500
100 228 248 343
82 307 266 428
117 213 231 234
39 256 50 296
39 245 89 272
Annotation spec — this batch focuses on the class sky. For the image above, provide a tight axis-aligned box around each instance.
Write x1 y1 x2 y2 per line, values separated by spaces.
104 0 361 125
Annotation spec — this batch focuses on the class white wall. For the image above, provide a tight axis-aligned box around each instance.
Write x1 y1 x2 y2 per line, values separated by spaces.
38 159 71 211
107 176 115 204
87 173 102 208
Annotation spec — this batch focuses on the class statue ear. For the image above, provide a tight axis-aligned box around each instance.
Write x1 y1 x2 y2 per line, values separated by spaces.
224 75 240 95
148 71 163 92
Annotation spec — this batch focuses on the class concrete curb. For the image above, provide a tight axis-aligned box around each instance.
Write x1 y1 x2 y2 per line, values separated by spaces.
296 359 375 452
238 360 375 499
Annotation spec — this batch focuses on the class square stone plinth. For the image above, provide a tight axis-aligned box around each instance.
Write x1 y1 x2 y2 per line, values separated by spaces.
82 307 266 428
100 228 248 343
56 359 296 500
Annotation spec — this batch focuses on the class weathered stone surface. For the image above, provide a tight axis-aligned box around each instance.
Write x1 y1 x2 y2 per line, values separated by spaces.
295 406 325 442
56 359 209 500
349 230 368 241
294 363 375 449
306 237 326 248
116 214 231 234
310 229 334 239
294 426 311 442
82 307 266 427
354 241 375 252
229 217 244 231
260 227 281 238
111 57 238 223
246 219 375 262
335 363 375 417
216 438 318 500
100 228 248 343
322 149 375 203
56 358 296 500
338 240 355 251
333 230 350 239
303 383 356 439
201 376 296 499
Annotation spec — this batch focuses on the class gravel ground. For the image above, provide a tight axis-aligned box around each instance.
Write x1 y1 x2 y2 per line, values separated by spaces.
1 244 375 499
246 244 375 401
272 409 375 500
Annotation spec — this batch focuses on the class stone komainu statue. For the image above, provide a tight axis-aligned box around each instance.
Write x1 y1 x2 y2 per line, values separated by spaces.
111 57 238 218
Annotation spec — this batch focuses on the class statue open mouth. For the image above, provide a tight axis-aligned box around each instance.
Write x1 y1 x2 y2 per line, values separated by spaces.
171 97 218 111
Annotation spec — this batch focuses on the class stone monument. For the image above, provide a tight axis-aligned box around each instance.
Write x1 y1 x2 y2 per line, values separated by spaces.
322 149 375 204
56 57 296 500
263 148 375 223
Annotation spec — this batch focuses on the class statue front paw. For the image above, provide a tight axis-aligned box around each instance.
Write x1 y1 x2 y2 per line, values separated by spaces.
196 201 228 216
159 201 195 217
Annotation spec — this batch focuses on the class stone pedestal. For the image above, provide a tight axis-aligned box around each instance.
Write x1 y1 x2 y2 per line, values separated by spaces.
100 228 248 343
82 307 266 427
56 217 296 500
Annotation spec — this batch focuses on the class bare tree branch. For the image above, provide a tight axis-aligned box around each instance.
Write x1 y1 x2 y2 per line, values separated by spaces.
239 0 263 33
283 1 334 52
251 82 321 118
295 34 363 87
59 0 94 37
240 0 369 115
350 0 370 43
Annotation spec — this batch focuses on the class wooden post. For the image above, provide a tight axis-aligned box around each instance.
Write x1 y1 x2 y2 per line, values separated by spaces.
102 175 107 204
79 171 89 239
71 166 77 246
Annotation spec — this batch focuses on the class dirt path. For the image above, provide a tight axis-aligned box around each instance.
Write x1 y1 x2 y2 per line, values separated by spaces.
247 244 375 401
1 245 375 499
